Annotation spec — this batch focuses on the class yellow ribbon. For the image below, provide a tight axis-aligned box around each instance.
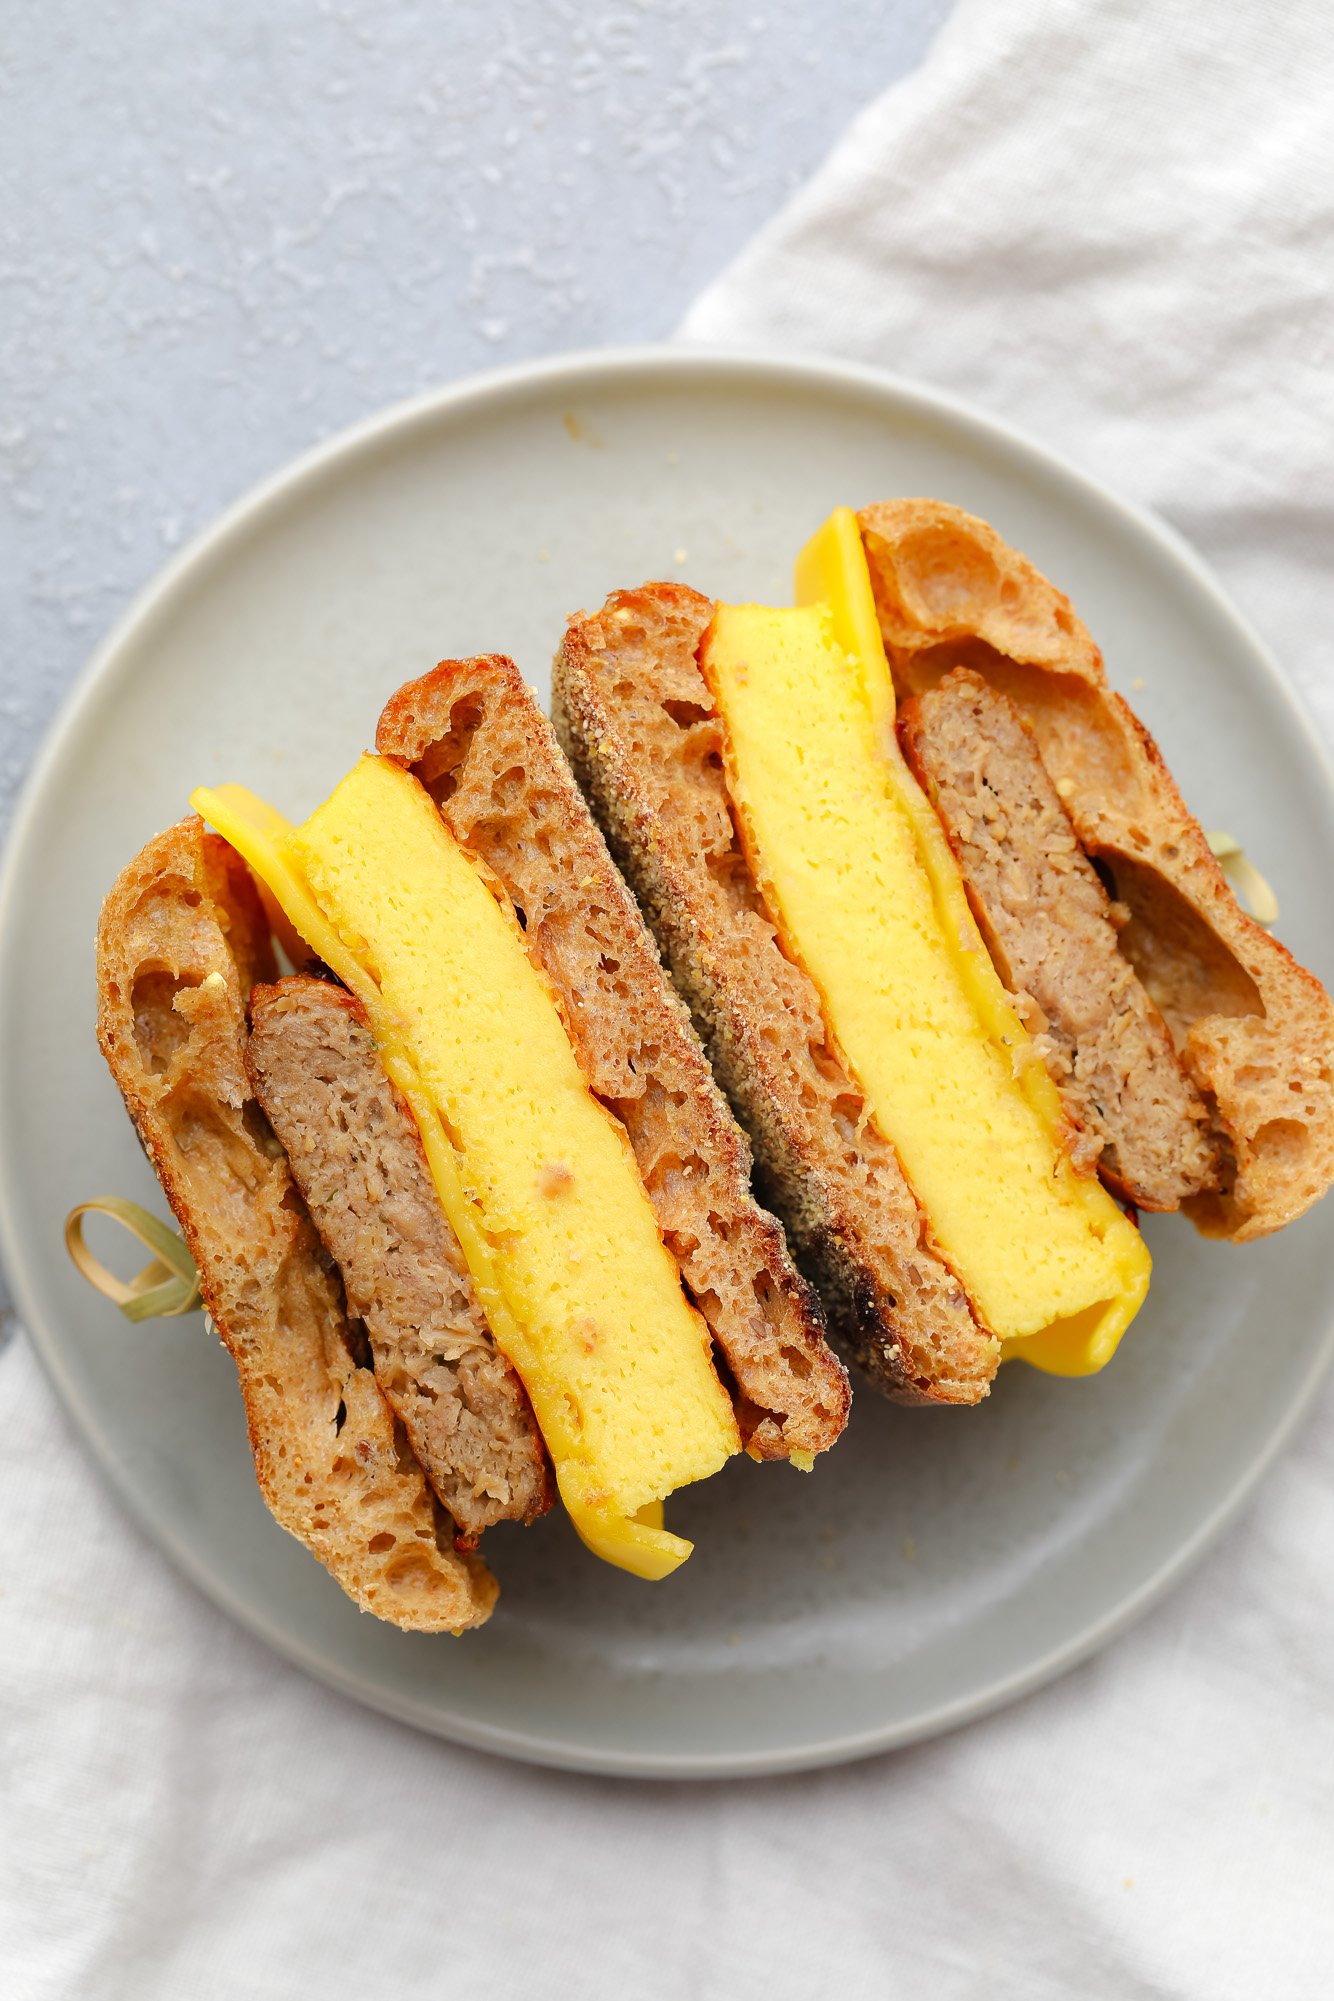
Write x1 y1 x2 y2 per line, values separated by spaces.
1206 830 1279 926
65 1198 202 1321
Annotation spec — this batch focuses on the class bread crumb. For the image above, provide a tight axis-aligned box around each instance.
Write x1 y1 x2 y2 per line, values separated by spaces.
1056 777 1075 799
562 410 604 448
1130 676 1146 692
673 546 688 563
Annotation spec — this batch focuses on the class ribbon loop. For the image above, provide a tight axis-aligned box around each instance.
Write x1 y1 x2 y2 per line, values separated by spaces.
65 1199 202 1321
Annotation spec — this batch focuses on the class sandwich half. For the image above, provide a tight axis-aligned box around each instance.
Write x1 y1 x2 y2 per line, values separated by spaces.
862 498 1334 1242
553 506 1334 1404
97 660 847 1629
97 818 508 1634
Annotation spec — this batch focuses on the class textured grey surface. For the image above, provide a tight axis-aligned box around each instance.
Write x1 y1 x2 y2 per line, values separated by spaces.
0 0 947 834
0 0 946 1342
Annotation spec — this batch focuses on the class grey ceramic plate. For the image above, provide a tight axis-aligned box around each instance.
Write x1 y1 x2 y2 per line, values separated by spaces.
2 349 1332 1779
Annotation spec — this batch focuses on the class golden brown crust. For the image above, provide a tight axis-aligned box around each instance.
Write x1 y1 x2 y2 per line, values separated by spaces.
377 655 850 1457
95 818 496 1631
551 585 998 1406
861 499 1334 1241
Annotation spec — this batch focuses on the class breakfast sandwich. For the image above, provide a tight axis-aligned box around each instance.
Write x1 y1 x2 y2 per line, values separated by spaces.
94 661 848 1632
865 499 1334 1242
552 505 1334 1406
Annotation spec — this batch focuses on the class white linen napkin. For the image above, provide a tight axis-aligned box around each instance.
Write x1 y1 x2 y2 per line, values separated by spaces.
6 2 1334 1994
683 0 1334 752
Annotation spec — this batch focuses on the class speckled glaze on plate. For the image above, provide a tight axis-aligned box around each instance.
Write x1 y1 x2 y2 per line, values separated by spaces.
2 348 1332 1778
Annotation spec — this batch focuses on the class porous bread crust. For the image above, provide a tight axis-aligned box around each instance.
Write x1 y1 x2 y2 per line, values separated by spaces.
246 976 552 1540
551 584 998 1407
377 656 850 1455
901 667 1220 1212
95 818 496 1632
861 499 1334 1241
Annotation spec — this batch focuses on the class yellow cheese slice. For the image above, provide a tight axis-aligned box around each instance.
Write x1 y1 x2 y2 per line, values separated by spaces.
694 513 1148 1375
193 768 739 1575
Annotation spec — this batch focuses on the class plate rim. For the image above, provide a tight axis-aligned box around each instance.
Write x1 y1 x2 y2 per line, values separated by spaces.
3 342 1332 1779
